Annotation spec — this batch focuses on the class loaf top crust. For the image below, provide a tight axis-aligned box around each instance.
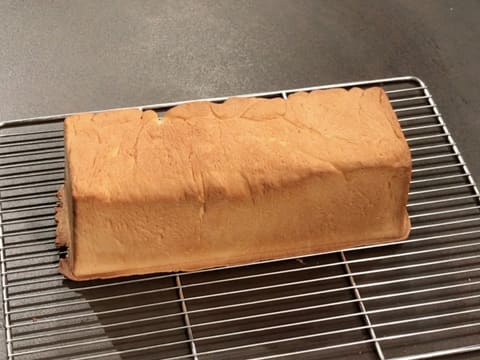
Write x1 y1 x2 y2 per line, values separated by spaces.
65 87 410 203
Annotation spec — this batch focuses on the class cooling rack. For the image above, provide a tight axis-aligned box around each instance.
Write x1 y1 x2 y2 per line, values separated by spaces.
1 76 480 360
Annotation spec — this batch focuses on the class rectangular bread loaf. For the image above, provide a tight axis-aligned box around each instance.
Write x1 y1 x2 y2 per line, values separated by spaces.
56 87 411 280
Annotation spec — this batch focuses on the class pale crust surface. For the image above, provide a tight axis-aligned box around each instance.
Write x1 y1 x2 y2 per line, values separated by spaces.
57 87 411 280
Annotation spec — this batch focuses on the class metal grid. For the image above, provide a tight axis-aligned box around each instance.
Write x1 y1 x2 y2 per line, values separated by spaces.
0 76 479 360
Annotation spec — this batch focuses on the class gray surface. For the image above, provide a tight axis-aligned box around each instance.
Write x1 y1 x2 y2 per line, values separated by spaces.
0 0 479 182
0 1 479 359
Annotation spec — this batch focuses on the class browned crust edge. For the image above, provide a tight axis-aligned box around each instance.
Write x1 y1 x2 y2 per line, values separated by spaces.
56 185 77 280
55 185 67 247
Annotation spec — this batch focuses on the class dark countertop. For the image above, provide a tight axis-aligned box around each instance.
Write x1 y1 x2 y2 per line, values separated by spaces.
0 1 478 178
0 1 479 358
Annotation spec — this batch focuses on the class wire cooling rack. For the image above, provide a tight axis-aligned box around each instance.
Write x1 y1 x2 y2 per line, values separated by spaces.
0 76 480 360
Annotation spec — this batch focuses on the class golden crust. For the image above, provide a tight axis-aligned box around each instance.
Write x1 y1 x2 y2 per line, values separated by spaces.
58 87 411 280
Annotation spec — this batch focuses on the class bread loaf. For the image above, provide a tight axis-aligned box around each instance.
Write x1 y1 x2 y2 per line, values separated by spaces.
56 87 411 280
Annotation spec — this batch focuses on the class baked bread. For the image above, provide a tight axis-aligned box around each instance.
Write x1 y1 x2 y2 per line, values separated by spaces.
56 87 411 280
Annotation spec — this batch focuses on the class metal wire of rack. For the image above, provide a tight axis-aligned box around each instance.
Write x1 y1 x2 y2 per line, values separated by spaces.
0 76 479 360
